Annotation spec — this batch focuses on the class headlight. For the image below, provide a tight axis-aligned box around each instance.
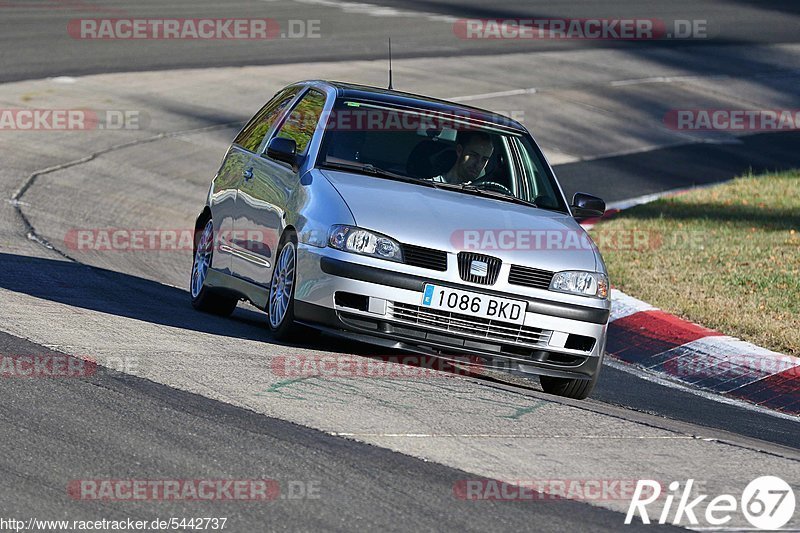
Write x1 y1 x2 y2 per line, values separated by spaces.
550 271 609 299
328 225 403 262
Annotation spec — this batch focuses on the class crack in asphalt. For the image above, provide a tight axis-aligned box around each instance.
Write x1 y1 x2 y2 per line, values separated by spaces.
9 121 240 262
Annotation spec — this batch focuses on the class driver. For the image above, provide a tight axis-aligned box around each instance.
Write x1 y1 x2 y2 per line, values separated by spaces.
431 131 494 185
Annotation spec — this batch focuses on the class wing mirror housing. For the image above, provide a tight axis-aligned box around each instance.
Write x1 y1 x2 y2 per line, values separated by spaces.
570 192 606 218
265 137 297 168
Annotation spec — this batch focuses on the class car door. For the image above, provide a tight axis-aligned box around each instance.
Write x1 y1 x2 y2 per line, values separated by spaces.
208 145 248 275
233 88 327 287
220 87 299 281
210 94 302 276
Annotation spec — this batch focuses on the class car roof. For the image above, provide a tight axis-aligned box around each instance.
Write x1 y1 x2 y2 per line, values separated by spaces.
299 80 527 133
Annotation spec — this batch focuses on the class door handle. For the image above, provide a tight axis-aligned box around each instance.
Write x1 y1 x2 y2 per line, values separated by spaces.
242 167 254 180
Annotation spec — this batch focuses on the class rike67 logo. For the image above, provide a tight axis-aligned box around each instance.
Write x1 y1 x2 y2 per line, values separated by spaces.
626 477 796 529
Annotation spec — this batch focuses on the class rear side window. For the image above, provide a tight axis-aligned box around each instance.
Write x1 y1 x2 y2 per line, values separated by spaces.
234 88 298 152
273 89 326 155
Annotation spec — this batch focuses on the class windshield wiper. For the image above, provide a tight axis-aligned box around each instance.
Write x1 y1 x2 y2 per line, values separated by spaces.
320 162 436 188
433 182 538 208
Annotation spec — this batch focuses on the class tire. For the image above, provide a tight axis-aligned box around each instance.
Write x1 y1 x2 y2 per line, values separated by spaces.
539 357 602 400
267 231 302 341
190 218 238 316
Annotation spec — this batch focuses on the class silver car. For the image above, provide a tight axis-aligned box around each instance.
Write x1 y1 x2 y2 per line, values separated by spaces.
191 80 610 399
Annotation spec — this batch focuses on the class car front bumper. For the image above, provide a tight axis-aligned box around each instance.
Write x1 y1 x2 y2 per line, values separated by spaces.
294 244 609 380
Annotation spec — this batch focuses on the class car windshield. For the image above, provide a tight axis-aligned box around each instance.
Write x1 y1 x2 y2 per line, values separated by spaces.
316 99 568 212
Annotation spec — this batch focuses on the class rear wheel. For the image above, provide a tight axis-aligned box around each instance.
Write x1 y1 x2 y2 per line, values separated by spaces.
190 218 238 316
267 231 302 340
539 359 602 400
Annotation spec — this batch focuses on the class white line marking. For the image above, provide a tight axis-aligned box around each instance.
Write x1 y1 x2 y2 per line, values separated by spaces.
49 76 77 84
288 0 458 22
449 87 537 102
686 526 800 531
329 433 696 438
580 180 748 232
449 74 732 104
609 75 726 87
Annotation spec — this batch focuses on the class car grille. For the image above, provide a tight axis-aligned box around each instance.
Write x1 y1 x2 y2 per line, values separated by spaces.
387 302 551 348
402 244 448 271
457 252 501 285
508 265 554 290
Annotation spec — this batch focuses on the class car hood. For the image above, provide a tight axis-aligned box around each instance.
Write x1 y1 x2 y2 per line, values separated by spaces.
321 170 599 272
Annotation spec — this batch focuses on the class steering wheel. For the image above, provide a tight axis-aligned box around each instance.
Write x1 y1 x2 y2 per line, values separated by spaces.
473 181 514 196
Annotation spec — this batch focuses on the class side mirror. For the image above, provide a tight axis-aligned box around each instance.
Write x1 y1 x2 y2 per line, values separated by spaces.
265 137 297 168
571 192 605 218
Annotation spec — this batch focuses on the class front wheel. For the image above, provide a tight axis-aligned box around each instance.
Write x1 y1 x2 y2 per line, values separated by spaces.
539 360 602 400
267 233 302 340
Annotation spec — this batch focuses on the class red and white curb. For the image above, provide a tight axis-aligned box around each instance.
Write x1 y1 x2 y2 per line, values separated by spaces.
606 289 800 416
576 187 799 417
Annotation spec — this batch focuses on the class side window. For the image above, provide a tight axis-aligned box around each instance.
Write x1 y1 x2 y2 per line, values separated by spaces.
273 90 326 155
234 88 298 152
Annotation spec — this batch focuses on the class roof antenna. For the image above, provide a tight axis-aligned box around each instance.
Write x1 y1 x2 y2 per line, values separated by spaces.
387 38 394 90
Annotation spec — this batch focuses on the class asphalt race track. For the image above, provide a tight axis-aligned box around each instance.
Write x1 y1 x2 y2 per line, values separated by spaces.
3 0 800 83
1 1 798 531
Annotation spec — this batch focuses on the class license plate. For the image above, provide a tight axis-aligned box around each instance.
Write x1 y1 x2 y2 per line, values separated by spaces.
421 284 526 325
